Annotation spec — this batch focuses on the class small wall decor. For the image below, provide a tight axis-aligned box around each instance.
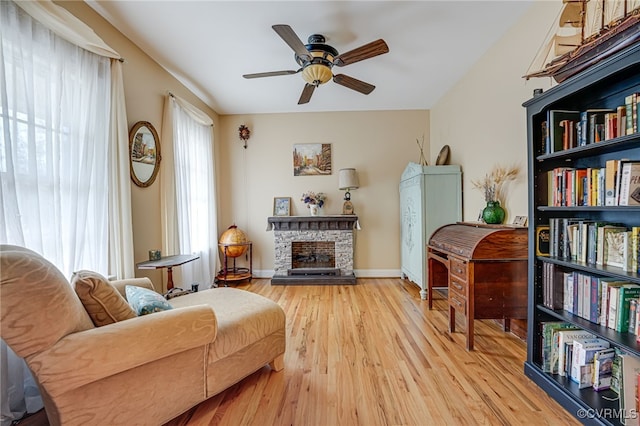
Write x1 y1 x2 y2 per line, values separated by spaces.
273 197 291 216
293 143 332 176
238 124 250 149
129 121 161 187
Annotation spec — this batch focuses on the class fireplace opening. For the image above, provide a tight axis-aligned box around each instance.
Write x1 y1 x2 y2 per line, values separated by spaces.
291 241 335 269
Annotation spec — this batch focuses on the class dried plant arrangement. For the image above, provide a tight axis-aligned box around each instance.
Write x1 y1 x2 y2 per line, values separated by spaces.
472 164 519 204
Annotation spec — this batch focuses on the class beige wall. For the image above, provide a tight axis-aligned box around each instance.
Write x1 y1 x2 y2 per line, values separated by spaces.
60 1 564 286
218 111 429 277
430 0 561 223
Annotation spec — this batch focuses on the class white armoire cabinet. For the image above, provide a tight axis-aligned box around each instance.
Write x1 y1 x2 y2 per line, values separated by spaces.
399 163 462 299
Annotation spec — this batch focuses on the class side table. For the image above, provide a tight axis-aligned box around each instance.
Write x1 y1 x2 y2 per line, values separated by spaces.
136 254 199 290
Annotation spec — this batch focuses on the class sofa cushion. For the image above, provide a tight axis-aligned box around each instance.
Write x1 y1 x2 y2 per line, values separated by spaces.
125 285 173 315
72 270 136 326
169 288 285 361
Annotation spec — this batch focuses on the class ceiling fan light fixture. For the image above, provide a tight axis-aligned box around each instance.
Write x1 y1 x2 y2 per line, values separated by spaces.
302 63 332 85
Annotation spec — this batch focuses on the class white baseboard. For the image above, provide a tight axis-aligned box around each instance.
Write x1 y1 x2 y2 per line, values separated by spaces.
354 269 402 278
252 269 402 279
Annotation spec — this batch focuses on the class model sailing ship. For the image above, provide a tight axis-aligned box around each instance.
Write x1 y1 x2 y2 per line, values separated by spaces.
524 0 640 83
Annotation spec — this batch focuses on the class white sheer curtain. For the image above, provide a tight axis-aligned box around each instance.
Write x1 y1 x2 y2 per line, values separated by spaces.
1 0 111 275
161 94 218 289
108 59 135 279
1 1 127 423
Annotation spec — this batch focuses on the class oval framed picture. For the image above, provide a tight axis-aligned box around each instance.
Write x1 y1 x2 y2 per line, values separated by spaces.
129 121 161 187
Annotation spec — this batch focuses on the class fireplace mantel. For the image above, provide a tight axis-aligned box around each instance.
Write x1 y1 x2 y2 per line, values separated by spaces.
267 215 359 231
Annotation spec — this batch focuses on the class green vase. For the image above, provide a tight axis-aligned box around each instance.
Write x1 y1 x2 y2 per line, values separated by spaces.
482 201 505 224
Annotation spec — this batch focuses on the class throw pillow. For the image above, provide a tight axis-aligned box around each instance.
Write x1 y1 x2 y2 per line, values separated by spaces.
126 285 173 315
72 270 136 327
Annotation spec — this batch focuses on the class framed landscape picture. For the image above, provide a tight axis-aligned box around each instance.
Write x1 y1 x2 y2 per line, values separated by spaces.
293 143 332 176
273 197 291 216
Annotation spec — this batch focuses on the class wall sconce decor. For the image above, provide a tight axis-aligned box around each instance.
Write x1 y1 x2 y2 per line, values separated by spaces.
338 168 360 215
238 124 251 149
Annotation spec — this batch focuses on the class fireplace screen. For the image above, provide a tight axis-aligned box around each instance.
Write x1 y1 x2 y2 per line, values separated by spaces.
291 241 335 269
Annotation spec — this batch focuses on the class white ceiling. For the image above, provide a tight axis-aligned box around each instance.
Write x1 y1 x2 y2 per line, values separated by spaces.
86 1 534 115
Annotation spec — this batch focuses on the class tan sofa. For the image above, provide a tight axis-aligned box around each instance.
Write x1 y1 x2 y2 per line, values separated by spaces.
0 245 286 425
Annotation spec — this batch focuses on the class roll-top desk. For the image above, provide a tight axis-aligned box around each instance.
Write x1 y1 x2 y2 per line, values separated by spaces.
427 222 528 350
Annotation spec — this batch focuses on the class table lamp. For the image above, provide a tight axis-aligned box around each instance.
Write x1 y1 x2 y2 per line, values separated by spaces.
338 168 359 215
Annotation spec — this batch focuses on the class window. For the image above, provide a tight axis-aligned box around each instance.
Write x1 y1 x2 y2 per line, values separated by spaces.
1 0 110 277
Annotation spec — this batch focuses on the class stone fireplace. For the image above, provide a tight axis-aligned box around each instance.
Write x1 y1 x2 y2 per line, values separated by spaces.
267 216 358 284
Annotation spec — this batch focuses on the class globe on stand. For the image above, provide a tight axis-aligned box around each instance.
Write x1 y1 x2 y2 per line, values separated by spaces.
218 225 248 257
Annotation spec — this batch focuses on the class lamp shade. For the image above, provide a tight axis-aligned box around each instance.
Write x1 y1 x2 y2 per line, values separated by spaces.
338 168 359 190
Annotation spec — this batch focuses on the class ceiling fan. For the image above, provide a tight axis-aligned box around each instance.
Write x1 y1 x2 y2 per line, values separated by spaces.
243 24 389 105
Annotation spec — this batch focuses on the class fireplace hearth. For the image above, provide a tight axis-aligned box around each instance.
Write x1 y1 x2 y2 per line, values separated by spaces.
267 216 358 285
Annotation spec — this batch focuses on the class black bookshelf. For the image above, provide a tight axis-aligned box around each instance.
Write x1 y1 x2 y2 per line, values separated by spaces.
524 42 640 426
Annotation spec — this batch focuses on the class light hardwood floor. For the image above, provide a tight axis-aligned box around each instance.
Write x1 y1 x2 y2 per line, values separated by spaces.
20 278 580 426
167 278 579 426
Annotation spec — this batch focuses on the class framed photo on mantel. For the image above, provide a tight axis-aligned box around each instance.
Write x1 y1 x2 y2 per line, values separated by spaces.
273 197 291 216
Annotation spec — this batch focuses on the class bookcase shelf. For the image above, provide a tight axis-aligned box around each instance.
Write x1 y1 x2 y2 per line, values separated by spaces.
538 206 640 212
538 304 640 356
524 42 640 426
536 136 640 162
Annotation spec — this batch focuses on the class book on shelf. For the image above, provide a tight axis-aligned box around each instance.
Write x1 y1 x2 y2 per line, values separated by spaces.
563 271 574 313
629 299 638 334
597 224 627 266
608 285 623 330
604 112 618 140
557 329 596 377
540 120 548 153
592 348 616 391
618 162 640 206
605 226 629 268
624 92 639 136
545 165 632 207
570 338 610 389
605 159 620 206
622 229 640 273
618 352 640 426
636 299 640 337
542 262 564 310
559 119 577 150
611 347 625 395
548 110 580 153
536 225 550 256
616 105 627 139
589 275 601 324
540 322 577 373
602 106 628 140
600 279 630 327
579 109 612 146
615 284 640 332
587 222 608 264
632 227 640 274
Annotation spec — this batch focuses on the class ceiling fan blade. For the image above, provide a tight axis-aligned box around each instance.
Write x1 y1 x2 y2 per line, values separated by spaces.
333 39 389 67
272 24 312 62
243 70 299 79
333 74 375 95
298 83 315 104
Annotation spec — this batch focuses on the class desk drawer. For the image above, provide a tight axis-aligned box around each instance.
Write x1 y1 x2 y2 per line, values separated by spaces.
449 292 466 314
449 275 467 297
450 257 467 279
